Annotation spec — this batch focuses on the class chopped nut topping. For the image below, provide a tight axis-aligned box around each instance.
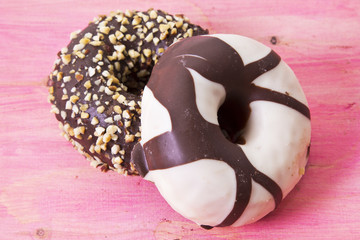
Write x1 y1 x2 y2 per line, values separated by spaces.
142 14 149 23
171 28 177 35
81 112 90 119
99 26 110 34
175 20 183 28
72 104 79 114
88 67 96 77
115 30 124 39
80 37 90 45
157 15 165 23
117 95 126 104
121 17 129 25
95 126 105 136
145 21 155 29
122 109 131 119
153 37 160 46
84 80 92 89
114 114 122 121
90 40 102 46
80 104 89 111
125 134 135 143
144 32 153 42
75 73 84 81
63 76 71 82
107 125 118 134
61 94 68 100
111 144 120 155
104 117 114 123
84 93 91 101
85 32 93 39
143 48 152 57
94 145 101 154
128 49 140 58
70 95 79 103
113 105 122 114
132 16 142 25
105 87 114 95
114 44 125 52
73 43 85 51
65 101 72 110
109 34 117 44
61 47 68 54
130 34 137 42
149 10 157 19
103 133 112 143
70 30 81 40
187 28 193 37
75 51 85 59
74 126 85 138
61 111 67 120
112 92 120 100
50 105 60 114
125 9 133 18
92 93 99 100
160 32 168 40
91 117 99 125
159 24 169 32
97 105 105 113
61 54 71 65
102 70 110 77
57 72 63 81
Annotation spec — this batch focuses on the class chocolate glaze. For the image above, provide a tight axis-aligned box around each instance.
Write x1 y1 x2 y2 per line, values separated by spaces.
131 36 310 227
48 10 208 173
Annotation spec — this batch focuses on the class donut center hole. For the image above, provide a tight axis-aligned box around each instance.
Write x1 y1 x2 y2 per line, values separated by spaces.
217 99 250 145
122 73 148 95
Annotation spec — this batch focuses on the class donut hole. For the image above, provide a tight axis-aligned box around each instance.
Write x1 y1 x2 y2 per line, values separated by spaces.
217 99 250 145
121 72 149 95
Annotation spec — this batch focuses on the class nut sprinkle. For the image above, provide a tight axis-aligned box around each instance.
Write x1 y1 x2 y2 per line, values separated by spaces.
48 9 208 174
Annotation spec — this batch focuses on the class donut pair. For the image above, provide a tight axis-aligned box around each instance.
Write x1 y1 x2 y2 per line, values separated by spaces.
49 9 311 228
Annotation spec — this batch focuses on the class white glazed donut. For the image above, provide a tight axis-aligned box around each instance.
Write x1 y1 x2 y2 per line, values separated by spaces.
131 34 311 228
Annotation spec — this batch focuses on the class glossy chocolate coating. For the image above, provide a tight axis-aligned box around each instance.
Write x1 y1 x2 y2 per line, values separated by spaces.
48 10 208 174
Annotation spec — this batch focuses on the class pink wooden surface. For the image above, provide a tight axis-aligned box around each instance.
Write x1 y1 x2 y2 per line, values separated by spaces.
1 0 359 239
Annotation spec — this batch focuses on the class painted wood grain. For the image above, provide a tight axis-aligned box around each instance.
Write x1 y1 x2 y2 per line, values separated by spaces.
0 0 359 239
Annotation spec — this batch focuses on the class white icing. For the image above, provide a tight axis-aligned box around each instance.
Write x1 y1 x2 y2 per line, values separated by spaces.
252 60 308 106
140 87 172 144
145 159 237 226
233 179 275 227
188 68 226 125
211 34 271 66
140 34 311 227
240 100 310 197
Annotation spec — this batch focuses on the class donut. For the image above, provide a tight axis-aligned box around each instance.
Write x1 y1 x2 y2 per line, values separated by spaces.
131 34 311 228
48 9 208 174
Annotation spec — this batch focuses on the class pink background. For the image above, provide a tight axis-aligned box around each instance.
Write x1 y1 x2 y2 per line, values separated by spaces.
0 0 359 239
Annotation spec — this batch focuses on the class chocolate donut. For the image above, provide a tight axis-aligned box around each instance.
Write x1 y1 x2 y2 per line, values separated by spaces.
48 9 208 174
131 34 311 227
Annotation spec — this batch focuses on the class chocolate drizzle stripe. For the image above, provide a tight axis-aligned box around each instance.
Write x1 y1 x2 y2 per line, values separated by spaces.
132 36 310 227
249 85 311 119
243 50 283 84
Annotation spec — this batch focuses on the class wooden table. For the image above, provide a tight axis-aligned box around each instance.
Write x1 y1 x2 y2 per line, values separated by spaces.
1 0 359 239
